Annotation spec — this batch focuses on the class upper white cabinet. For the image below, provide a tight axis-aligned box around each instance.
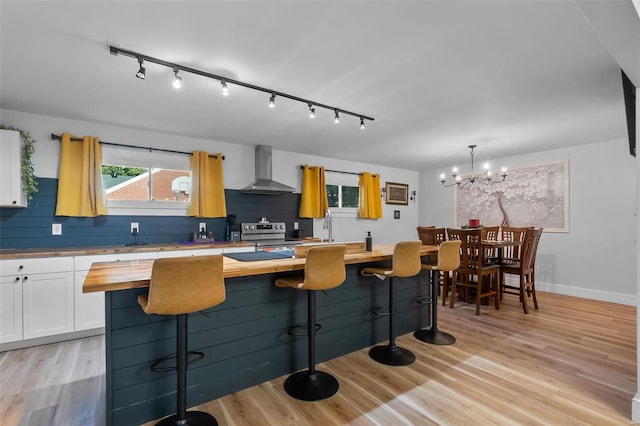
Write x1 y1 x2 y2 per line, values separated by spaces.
0 129 26 208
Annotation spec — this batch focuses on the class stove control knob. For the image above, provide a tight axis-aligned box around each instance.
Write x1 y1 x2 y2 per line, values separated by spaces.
249 225 255 230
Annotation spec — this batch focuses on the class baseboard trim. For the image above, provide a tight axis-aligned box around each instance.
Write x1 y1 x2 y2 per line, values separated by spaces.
536 281 635 306
0 328 104 352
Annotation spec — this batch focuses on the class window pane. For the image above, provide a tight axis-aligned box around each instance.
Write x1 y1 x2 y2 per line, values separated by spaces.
327 184 339 208
342 186 359 207
151 168 191 202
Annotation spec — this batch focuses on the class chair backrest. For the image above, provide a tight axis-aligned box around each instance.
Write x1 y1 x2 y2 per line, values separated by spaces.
447 228 485 271
392 241 423 277
521 228 543 272
416 226 435 244
303 245 347 290
436 240 462 272
501 226 529 259
482 226 500 241
145 255 226 315
417 226 447 245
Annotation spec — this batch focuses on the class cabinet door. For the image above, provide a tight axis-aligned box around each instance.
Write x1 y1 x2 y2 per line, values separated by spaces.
22 271 74 339
156 248 223 258
0 275 23 344
0 129 26 208
74 270 105 331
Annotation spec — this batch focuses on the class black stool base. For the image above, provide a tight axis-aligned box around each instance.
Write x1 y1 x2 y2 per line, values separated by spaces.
414 329 456 345
156 410 217 426
284 370 339 401
369 345 415 366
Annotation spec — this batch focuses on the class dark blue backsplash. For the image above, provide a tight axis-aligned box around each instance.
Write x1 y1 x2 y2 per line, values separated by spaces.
0 178 312 249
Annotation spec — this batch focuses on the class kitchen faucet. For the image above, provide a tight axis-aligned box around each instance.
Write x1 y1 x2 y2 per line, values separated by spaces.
323 209 333 243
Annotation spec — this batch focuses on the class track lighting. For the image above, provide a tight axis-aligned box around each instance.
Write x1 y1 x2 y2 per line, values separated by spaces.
172 67 182 89
110 45 375 128
135 57 145 80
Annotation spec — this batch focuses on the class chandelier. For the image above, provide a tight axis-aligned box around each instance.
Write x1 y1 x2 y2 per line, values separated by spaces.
440 145 507 188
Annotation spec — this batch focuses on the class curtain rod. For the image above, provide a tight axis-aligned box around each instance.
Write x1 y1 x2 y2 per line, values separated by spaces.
299 165 378 177
50 133 224 160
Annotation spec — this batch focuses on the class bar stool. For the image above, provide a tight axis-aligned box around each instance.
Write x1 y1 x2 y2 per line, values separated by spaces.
138 255 226 426
414 240 461 345
275 245 346 401
360 241 422 366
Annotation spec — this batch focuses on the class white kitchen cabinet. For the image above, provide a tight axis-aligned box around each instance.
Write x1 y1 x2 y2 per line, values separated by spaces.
0 275 23 344
0 129 26 208
73 252 157 331
223 246 256 254
156 248 224 258
0 257 75 341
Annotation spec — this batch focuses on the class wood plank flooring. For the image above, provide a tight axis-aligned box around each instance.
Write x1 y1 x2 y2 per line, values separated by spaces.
1 291 635 425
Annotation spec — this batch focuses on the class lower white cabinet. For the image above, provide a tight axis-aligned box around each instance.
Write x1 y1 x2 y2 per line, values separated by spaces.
0 275 23 344
74 252 157 331
0 257 74 344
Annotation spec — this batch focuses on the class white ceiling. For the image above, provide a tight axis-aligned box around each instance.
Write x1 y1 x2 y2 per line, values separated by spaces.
1 1 638 170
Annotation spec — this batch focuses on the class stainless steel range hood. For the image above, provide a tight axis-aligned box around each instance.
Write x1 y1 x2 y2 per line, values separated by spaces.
240 145 295 195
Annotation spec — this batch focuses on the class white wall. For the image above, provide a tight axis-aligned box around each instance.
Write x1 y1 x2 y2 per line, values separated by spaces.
0 108 420 244
419 138 637 305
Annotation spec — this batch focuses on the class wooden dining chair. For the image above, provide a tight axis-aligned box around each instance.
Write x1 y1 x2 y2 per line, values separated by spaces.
447 228 500 315
416 227 448 304
501 228 543 314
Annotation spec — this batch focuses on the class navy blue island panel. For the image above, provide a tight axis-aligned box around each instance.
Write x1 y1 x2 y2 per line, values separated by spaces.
104 261 432 426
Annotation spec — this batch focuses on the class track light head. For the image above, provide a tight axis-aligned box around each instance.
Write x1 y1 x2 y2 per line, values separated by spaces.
221 80 229 96
269 93 276 108
172 67 182 89
360 117 365 129
135 57 145 80
308 103 315 119
334 110 340 124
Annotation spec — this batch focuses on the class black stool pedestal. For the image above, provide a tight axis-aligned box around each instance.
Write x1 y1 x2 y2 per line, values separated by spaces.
414 270 456 346
284 370 339 401
370 277 416 366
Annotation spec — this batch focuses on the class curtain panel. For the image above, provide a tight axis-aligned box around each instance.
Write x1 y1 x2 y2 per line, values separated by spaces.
55 133 107 217
299 165 328 218
187 151 227 218
358 172 383 219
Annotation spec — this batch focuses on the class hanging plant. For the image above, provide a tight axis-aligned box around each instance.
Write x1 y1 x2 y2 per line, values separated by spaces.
0 125 38 200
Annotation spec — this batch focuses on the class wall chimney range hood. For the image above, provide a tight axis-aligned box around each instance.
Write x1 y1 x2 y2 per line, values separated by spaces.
240 145 295 195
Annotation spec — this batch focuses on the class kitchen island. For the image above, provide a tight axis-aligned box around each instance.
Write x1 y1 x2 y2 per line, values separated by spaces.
85 243 437 426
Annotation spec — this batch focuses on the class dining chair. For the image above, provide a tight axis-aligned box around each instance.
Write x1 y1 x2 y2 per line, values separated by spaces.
500 227 543 314
447 228 500 315
416 227 449 304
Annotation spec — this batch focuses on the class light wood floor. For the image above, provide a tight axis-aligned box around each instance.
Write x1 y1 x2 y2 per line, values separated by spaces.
2 291 635 425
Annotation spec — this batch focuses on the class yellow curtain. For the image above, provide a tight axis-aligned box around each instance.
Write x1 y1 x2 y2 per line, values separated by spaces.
55 133 107 217
299 165 328 218
187 151 227 218
358 172 383 219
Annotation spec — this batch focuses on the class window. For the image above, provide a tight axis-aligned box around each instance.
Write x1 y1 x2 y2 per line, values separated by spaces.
101 145 190 216
102 165 191 202
327 184 359 208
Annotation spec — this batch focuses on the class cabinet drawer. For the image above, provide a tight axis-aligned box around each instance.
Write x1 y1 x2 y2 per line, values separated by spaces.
74 252 157 271
0 257 74 276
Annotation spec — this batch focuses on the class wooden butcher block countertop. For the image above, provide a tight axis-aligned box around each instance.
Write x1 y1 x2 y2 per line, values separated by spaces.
83 243 438 293
0 241 255 260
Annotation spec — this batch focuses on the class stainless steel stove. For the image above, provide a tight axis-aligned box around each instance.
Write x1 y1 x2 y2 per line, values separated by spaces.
240 222 302 249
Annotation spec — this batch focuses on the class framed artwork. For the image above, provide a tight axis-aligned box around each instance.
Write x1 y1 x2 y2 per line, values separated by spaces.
454 160 569 232
385 182 409 205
